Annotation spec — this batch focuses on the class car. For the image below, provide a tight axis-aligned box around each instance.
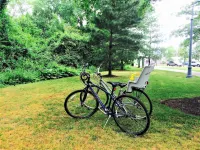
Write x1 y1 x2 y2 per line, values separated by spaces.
167 61 176 66
197 62 200 67
167 61 183 67
174 61 183 67
184 62 188 66
191 61 200 67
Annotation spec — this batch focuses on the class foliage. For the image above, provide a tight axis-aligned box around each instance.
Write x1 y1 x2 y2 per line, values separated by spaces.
0 0 160 85
124 64 136 71
40 64 80 80
178 45 188 62
0 61 80 85
176 2 200 61
0 68 40 85
0 0 91 85
139 9 163 64
87 0 152 74
164 46 176 61
0 0 8 11
193 43 200 61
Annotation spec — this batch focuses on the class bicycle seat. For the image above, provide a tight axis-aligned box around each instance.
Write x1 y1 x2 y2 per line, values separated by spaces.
107 82 127 88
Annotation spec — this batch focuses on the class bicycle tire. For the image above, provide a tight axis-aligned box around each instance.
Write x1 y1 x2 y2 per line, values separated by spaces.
126 88 152 116
64 90 99 118
112 95 150 136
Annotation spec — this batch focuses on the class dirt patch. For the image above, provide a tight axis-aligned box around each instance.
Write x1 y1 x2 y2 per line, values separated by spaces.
161 97 200 116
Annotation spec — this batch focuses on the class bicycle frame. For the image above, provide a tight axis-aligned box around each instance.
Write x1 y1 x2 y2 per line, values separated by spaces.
99 78 112 94
84 81 116 114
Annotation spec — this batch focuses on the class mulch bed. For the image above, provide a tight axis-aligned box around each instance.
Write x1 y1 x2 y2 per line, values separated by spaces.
161 97 200 116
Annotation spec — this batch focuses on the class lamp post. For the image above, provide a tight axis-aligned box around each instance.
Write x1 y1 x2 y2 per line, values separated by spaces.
187 0 200 78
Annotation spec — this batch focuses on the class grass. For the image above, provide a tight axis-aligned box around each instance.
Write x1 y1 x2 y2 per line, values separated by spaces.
158 65 200 72
0 69 200 149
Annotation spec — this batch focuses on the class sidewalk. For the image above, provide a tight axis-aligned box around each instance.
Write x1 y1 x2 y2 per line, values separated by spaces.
154 66 200 77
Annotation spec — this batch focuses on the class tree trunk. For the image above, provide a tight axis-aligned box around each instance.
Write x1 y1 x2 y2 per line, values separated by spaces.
132 60 134 66
149 30 152 66
142 57 144 68
148 56 151 66
120 60 124 70
108 29 113 76
138 58 140 68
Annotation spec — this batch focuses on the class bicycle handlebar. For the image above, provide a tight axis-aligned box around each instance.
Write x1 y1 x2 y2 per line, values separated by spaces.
80 63 103 85
80 63 90 85
95 63 104 78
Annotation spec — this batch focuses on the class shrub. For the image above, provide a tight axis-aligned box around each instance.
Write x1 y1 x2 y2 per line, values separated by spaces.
124 65 134 71
0 68 40 85
40 64 80 80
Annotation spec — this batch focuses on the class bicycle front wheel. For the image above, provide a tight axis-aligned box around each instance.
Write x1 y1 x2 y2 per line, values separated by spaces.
64 90 99 118
112 95 150 136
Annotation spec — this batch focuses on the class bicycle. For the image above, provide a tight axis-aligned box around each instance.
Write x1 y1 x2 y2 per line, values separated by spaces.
89 64 153 116
64 71 150 136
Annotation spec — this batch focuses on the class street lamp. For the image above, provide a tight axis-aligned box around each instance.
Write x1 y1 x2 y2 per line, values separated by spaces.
187 0 200 78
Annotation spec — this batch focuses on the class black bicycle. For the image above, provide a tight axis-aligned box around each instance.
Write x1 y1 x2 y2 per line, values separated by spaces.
89 64 153 116
64 70 150 136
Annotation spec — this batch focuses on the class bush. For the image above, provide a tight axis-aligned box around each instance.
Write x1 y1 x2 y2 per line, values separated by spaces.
0 68 40 85
39 62 80 80
0 59 98 87
40 66 79 80
124 65 134 71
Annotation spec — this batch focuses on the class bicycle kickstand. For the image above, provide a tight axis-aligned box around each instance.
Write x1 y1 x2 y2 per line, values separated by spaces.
103 115 111 129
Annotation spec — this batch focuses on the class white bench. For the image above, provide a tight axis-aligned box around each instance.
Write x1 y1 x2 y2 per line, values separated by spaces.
126 66 154 92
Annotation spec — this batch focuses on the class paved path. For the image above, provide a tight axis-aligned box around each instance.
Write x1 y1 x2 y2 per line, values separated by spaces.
154 66 200 77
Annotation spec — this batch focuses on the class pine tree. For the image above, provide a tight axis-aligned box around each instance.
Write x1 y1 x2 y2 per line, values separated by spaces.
92 0 150 76
139 10 163 65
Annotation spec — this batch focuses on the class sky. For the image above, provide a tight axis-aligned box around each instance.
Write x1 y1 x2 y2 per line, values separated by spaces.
153 0 194 49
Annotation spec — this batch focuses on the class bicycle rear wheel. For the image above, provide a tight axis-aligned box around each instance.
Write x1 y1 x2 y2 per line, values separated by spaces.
64 90 99 118
127 88 152 116
112 95 150 136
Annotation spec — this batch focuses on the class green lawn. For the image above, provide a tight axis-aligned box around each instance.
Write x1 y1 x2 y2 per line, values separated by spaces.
0 70 200 149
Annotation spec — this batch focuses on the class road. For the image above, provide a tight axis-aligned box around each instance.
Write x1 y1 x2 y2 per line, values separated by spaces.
154 66 200 77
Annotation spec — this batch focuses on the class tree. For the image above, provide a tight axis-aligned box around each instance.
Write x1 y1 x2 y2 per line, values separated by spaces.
91 0 151 76
114 28 143 70
164 46 176 61
193 43 200 61
175 2 200 62
139 9 163 65
178 42 188 63
0 0 8 11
